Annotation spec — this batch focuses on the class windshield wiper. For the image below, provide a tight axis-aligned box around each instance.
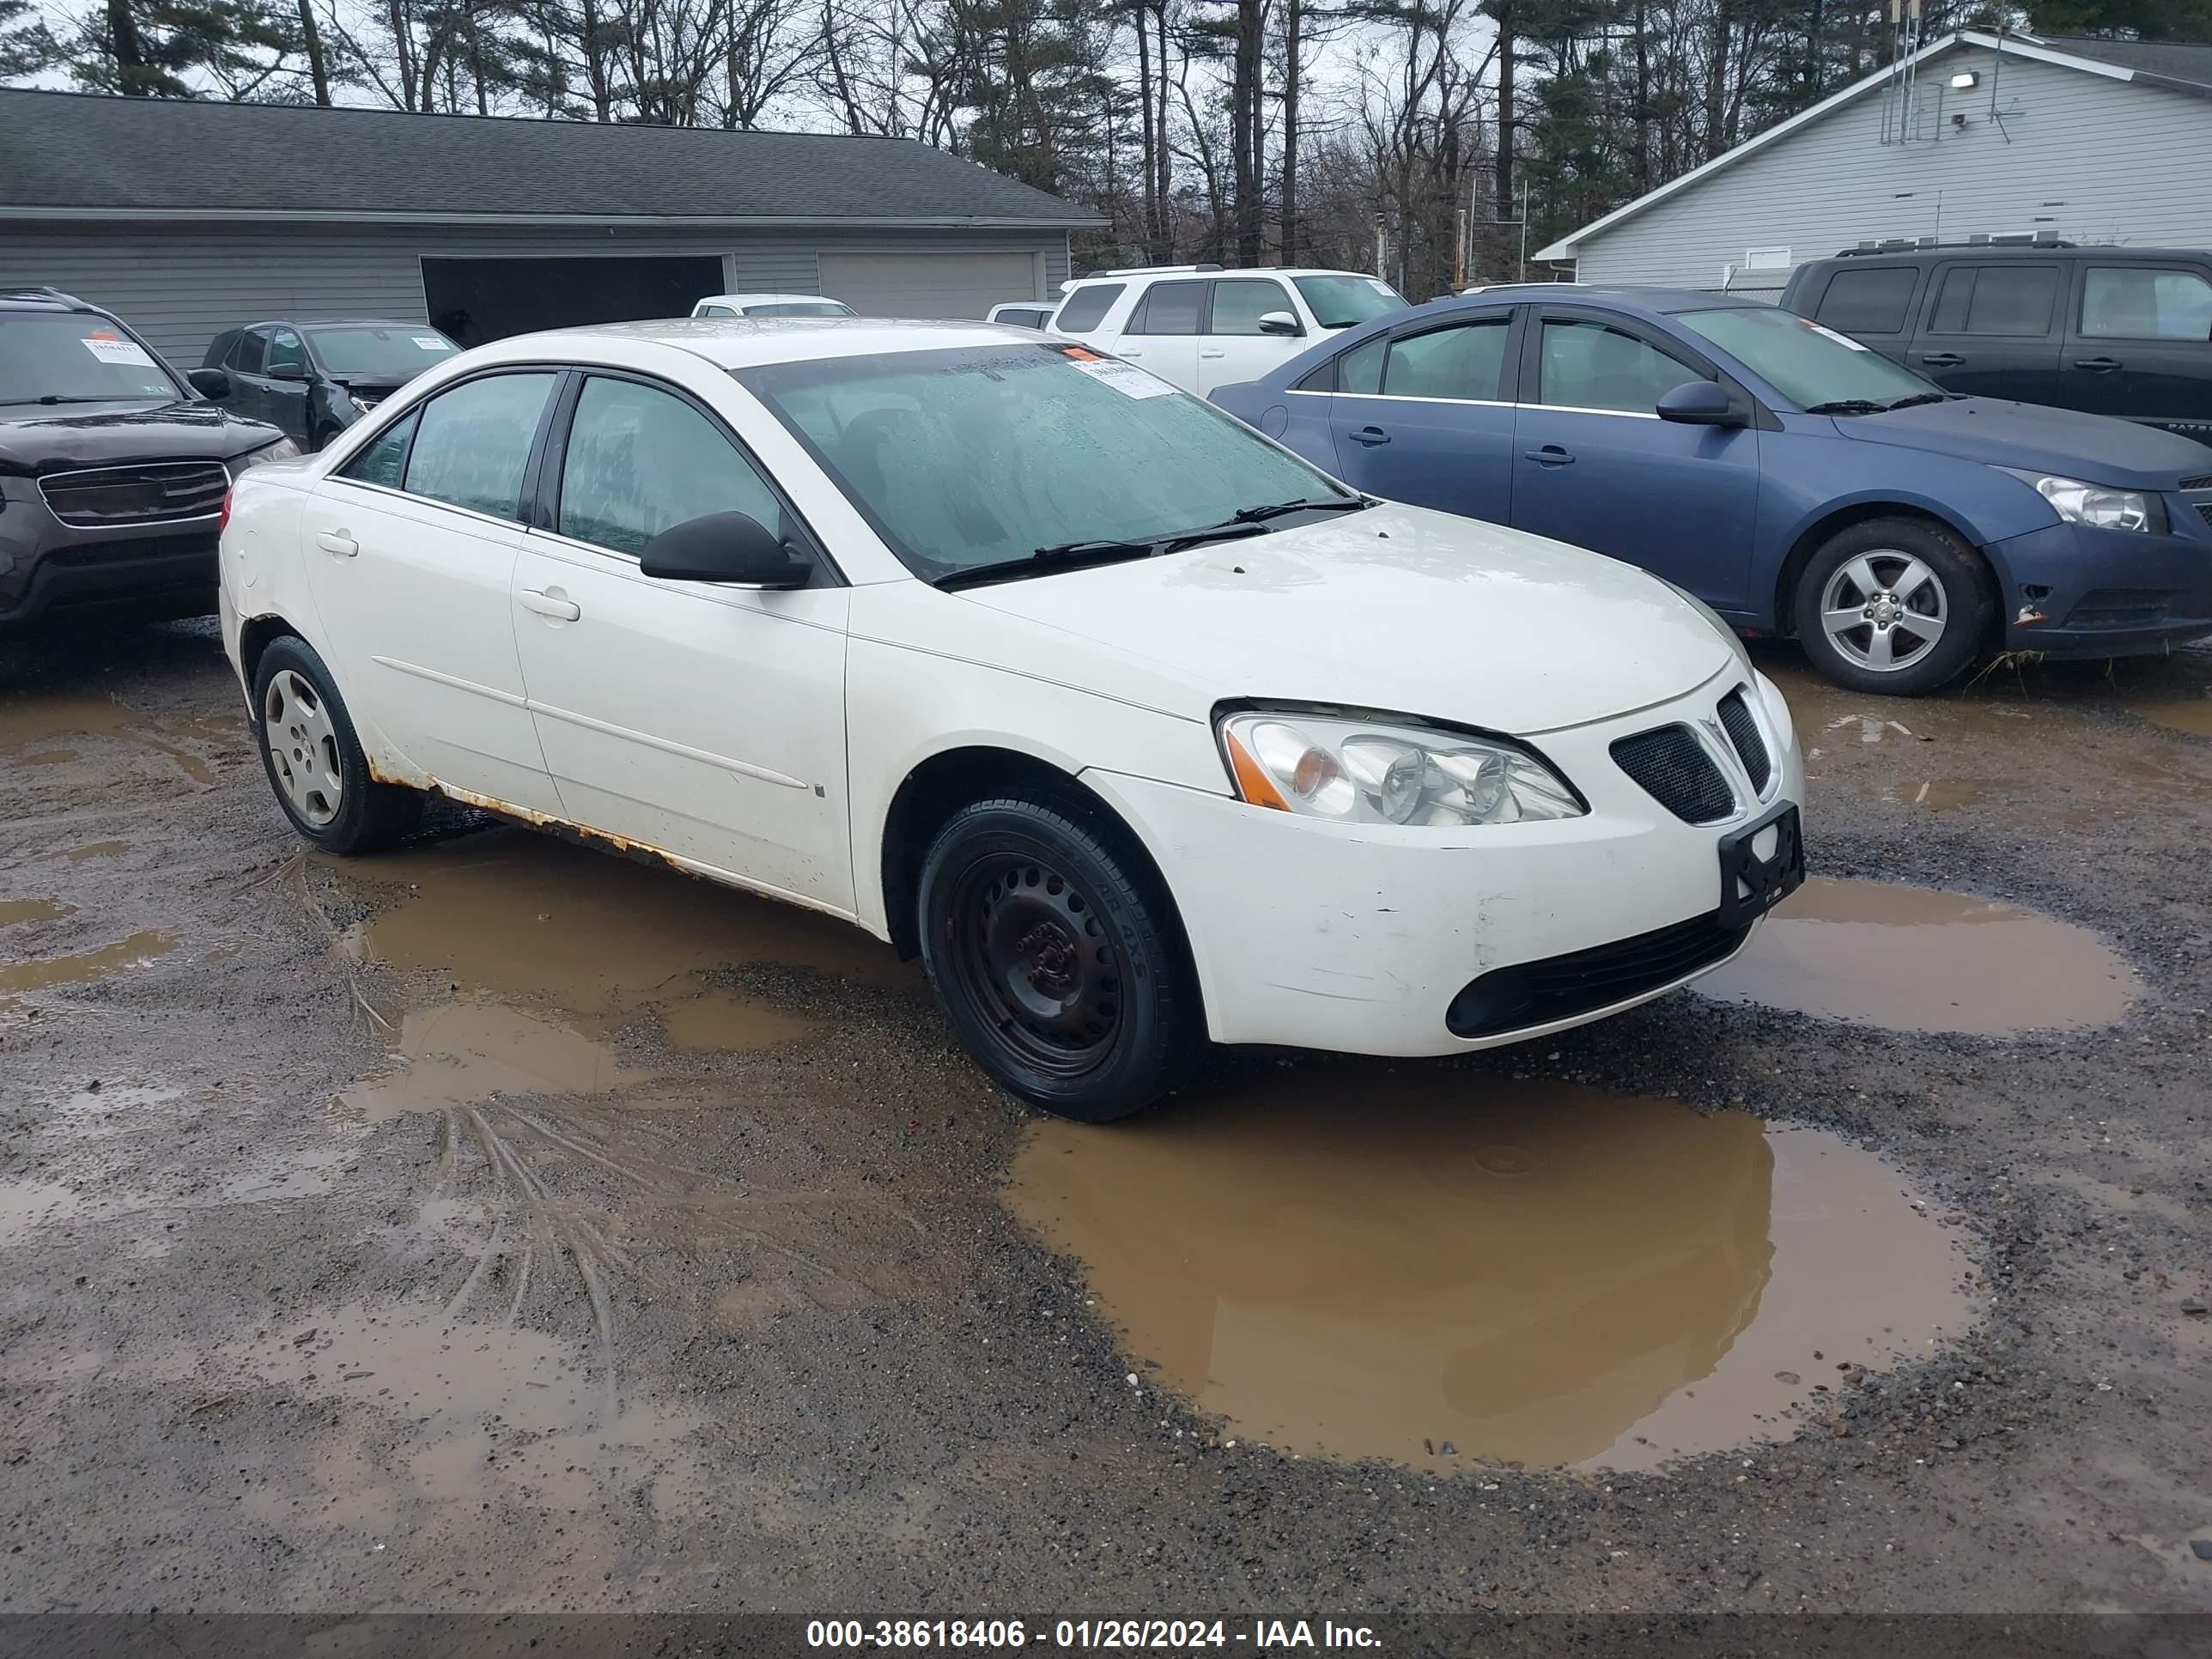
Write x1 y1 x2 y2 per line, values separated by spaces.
1802 399 1887 416
934 520 1269 591
0 394 145 407
1231 495 1370 524
1886 392 1949 410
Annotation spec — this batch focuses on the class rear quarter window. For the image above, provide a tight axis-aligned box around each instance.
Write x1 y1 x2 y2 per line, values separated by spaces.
1814 267 1919 335
1052 284 1123 333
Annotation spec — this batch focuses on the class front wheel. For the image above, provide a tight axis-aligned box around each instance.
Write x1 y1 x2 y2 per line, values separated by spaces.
1794 517 1993 696
917 793 1204 1121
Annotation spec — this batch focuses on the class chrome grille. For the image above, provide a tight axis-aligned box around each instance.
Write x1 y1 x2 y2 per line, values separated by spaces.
39 461 229 527
1611 725 1735 824
1715 687 1771 795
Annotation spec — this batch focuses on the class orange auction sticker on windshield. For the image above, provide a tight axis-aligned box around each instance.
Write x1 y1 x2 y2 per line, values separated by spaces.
1059 345 1106 362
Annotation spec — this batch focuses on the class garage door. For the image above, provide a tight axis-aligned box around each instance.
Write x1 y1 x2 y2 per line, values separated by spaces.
817 251 1039 320
421 256 725 348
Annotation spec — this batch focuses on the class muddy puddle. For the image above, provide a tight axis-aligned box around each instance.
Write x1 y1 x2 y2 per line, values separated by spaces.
0 897 75 927
333 829 866 1118
1881 779 1989 811
1011 1073 1971 1472
0 690 222 786
1692 878 2138 1034
0 928 179 995
2132 695 2212 738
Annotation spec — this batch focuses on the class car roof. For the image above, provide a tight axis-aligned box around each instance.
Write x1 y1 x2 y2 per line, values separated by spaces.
1800 244 2211 265
1061 267 1373 286
695 293 852 307
476 316 1043 370
1443 284 1761 316
0 286 101 313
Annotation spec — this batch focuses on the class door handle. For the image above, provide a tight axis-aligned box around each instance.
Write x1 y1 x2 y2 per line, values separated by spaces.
1120 348 1143 358
1349 425 1391 447
1524 446 1576 466
2073 356 2122 372
1200 349 1226 359
519 587 580 622
314 530 357 557
1919 351 1965 367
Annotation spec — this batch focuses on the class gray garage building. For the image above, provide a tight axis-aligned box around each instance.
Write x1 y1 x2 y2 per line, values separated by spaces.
0 89 1099 366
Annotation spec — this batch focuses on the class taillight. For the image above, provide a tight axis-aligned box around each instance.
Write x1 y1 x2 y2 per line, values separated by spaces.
219 487 233 532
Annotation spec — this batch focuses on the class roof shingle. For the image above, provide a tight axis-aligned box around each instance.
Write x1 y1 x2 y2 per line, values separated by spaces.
0 89 1099 223
2041 33 2212 91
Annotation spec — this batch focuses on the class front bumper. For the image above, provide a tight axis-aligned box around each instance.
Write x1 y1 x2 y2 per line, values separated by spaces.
0 477 220 625
1990 518 2212 657
1084 669 1806 1058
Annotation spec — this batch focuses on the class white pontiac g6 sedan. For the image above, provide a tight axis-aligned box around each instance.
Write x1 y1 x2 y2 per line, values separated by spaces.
219 318 1807 1121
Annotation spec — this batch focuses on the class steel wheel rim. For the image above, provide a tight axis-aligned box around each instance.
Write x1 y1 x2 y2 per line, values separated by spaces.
947 854 1122 1080
263 668 344 828
1819 550 1948 673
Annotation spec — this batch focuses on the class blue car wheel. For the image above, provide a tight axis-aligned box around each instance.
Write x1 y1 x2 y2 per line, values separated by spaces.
1794 517 1994 696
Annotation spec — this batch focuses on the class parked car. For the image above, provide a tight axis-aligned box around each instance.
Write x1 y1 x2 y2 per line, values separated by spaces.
1051 264 1409 397
1212 286 2212 696
1779 243 2212 441
203 320 460 451
222 318 1804 1120
690 294 858 319
2 286 295 626
987 301 1058 329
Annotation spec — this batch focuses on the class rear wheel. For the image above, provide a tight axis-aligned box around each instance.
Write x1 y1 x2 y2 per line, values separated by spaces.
1794 517 1993 696
252 635 421 854
918 792 1203 1121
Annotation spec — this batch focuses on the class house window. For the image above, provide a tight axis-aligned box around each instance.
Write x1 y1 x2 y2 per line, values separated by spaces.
1741 246 1793 270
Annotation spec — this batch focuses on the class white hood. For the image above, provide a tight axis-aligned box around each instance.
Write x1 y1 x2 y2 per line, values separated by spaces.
950 504 1736 734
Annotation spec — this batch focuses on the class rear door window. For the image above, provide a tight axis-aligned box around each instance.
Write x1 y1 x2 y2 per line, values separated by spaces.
400 373 557 521
1053 283 1123 333
1814 267 1919 335
1126 281 1208 337
1382 319 1510 398
2081 267 2212 341
1927 265 2060 336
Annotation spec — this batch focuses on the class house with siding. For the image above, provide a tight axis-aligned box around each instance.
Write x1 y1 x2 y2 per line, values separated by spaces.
1533 31 2212 294
0 89 1100 366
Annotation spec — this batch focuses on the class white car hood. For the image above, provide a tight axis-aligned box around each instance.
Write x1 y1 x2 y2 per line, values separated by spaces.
951 504 1736 734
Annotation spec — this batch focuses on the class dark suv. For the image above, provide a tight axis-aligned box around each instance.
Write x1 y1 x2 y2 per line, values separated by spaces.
202 319 459 450
2 288 296 625
1779 244 2212 441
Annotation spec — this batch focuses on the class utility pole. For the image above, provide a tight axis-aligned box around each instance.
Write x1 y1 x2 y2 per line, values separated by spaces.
1373 213 1388 280
1455 205 1468 289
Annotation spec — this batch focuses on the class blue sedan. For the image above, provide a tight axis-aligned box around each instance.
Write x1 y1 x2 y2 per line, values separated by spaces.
1211 287 2212 695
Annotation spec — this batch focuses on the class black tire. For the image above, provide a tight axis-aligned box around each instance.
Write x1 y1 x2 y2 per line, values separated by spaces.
251 635 422 855
1793 516 1994 696
917 792 1204 1121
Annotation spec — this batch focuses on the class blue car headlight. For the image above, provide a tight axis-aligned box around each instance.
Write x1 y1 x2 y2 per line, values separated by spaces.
1997 467 2167 536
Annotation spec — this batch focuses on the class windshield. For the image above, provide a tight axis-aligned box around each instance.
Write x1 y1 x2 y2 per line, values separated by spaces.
1678 307 1940 410
1294 275 1407 329
744 301 855 318
738 342 1350 581
307 325 458 380
0 313 180 404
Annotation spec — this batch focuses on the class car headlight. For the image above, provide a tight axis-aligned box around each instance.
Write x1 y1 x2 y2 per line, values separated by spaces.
1998 468 2166 535
228 435 302 477
1217 708 1584 827
1663 580 1750 670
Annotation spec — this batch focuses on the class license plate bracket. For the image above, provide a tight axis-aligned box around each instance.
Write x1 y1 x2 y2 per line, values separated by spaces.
1717 801 1804 930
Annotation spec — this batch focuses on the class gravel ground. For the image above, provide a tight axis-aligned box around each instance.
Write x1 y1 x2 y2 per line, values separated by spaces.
1 618 2209 1618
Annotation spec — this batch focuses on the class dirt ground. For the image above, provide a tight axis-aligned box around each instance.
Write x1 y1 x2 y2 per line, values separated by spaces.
2 617 2209 1618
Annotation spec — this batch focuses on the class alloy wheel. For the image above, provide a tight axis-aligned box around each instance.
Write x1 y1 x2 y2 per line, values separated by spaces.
1819 550 1948 674
263 668 344 827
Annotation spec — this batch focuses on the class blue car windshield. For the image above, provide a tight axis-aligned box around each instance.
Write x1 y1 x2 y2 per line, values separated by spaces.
1679 307 1939 410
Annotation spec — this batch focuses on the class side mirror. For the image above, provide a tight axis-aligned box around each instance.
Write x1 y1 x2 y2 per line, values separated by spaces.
186 367 231 400
1258 310 1304 337
267 362 308 383
1656 380 1742 427
639 511 811 588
